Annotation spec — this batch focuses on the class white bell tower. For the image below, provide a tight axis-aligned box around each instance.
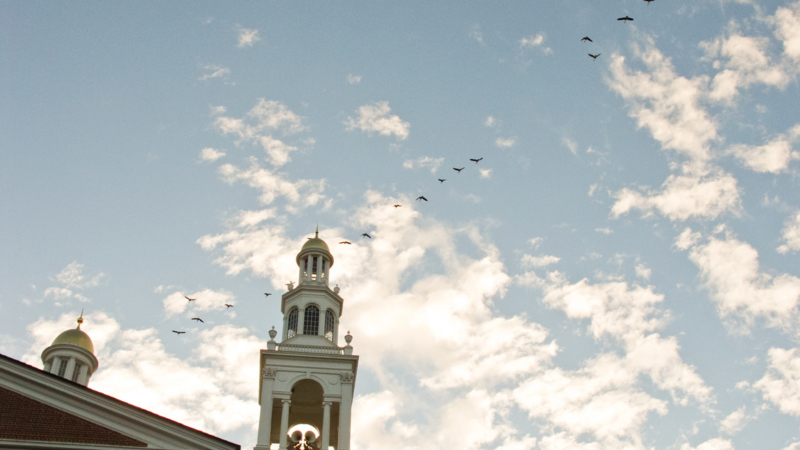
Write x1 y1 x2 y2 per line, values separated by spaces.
255 229 358 450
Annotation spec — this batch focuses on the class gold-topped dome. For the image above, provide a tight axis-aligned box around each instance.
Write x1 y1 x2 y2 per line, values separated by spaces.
52 315 94 354
302 229 330 252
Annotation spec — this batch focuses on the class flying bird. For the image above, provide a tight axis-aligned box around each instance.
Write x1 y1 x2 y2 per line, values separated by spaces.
438 179 446 183
264 293 272 297
453 167 464 173
361 233 371 239
393 204 401 208
340 241 352 245
225 304 234 308
416 196 428 201
617 16 634 22
185 296 196 302
470 158 483 164
643 0 654 4
192 317 204 323
172 330 186 335
589 53 601 60
581 36 593 42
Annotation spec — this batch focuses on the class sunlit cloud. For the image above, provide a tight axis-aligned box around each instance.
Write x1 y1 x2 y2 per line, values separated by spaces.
344 101 410 141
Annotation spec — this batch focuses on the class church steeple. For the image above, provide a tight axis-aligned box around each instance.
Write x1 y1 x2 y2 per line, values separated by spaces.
256 227 358 450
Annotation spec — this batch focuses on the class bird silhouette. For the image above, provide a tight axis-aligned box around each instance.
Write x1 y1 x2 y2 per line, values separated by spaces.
172 330 186 335
453 167 464 173
264 293 272 297
438 179 446 183
581 36 593 42
643 0 654 4
192 317 204 323
225 304 234 308
618 16 634 22
362 233 371 239
589 53 601 60
185 296 196 302
393 204 401 208
340 241 352 244
470 158 483 164
416 196 428 201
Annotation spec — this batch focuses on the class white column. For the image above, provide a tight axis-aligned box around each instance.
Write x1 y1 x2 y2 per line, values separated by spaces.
338 376 353 450
316 256 323 282
256 370 276 449
49 357 61 375
306 256 313 282
43 360 52 373
298 259 305 285
321 401 332 450
298 307 306 335
324 260 330 285
279 399 291 450
64 357 77 380
77 364 90 386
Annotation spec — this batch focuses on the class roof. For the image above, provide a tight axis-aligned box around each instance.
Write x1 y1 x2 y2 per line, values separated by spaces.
52 327 95 354
0 353 240 450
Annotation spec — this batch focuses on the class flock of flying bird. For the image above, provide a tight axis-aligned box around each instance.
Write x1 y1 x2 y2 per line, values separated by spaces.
171 1 657 336
585 0 655 60
171 293 273 334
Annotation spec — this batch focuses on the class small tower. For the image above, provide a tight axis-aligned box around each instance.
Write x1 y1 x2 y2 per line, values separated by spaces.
41 312 99 387
255 229 358 450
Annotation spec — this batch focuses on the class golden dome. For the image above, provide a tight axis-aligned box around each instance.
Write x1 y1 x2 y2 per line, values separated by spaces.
302 229 330 252
52 316 94 354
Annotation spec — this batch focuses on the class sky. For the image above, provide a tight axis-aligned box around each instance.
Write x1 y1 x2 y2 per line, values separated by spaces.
2 1 800 449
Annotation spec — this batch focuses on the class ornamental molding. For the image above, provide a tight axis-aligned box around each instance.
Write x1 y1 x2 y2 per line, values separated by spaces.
340 372 354 384
262 367 278 379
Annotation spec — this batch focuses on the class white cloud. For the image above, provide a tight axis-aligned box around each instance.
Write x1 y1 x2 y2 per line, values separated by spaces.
56 261 103 289
212 100 308 167
210 105 226 116
237 28 260 48
754 347 800 415
470 24 484 44
727 124 800 173
198 65 230 81
200 147 226 162
562 137 578 155
719 406 749 435
162 289 236 318
216 158 326 213
236 209 276 228
344 101 410 141
683 231 800 334
402 156 444 173
479 168 492 179
596 227 613 235
635 264 652 280
496 137 516 148
521 254 560 267
347 74 362 84
607 36 719 164
485 116 495 127
778 211 800 254
773 1 800 62
681 438 734 450
611 170 741 221
520 33 551 54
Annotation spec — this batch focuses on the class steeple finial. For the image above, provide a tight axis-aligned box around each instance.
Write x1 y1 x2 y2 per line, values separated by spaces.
315 224 319 237
77 309 84 329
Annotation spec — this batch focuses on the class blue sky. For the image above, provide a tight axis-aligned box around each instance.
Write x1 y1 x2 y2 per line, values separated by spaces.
3 1 800 449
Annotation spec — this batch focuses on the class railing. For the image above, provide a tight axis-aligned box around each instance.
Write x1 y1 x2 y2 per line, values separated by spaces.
275 344 345 355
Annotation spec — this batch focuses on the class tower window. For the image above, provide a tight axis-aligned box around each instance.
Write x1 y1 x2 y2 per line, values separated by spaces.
72 363 82 382
56 359 67 378
324 310 335 341
287 308 299 338
303 305 319 335
312 258 318 280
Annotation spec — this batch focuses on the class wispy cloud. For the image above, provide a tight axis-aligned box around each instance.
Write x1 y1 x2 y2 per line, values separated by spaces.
200 148 226 162
519 33 552 54
470 24 484 44
237 28 260 48
347 74 362 84
403 156 444 173
344 101 410 141
495 137 516 148
198 65 230 81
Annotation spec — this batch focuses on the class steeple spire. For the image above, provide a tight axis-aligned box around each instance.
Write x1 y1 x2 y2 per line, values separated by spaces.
77 309 84 329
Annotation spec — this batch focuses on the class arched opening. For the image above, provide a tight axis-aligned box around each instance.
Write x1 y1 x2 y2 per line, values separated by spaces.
324 310 335 341
287 308 299 338
270 379 340 449
303 305 319 335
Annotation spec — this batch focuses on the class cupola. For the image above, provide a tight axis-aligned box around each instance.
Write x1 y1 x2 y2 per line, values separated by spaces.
41 312 99 386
